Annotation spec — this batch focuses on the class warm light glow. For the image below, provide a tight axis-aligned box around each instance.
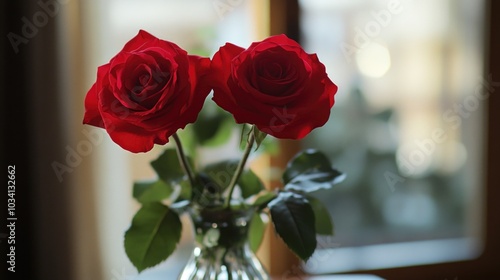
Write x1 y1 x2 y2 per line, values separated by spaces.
355 43 391 78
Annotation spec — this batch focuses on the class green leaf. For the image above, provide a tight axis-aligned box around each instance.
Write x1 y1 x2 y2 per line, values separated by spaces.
250 191 277 208
248 212 267 253
240 125 278 155
283 149 341 184
150 149 189 183
176 180 192 202
202 160 238 190
238 169 265 198
283 149 345 193
253 126 268 151
195 116 234 147
239 124 251 150
307 195 334 235
268 192 317 261
191 172 224 206
285 172 345 193
133 180 174 204
124 203 182 272
192 105 235 147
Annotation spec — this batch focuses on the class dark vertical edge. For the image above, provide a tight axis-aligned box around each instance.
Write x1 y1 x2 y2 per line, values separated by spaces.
3 0 75 279
2 1 35 280
269 0 301 43
484 0 500 274
268 0 304 277
27 3 73 280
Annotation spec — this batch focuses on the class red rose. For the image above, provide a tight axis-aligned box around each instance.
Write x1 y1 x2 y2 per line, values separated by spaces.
83 30 211 153
211 34 337 139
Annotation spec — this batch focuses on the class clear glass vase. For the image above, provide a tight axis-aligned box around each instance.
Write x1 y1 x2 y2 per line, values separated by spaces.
178 205 270 280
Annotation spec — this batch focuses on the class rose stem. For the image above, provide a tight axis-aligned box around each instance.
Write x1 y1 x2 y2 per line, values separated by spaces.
224 127 255 208
172 133 197 187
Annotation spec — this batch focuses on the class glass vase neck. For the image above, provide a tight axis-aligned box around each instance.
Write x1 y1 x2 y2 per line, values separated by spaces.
178 206 270 280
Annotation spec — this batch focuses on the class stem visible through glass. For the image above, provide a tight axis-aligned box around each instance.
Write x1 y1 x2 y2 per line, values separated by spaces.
224 127 255 208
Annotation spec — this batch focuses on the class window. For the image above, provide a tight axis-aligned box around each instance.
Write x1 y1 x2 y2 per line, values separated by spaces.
294 0 490 276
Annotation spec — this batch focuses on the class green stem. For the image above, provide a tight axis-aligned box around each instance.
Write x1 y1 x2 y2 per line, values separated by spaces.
224 128 255 208
172 133 196 187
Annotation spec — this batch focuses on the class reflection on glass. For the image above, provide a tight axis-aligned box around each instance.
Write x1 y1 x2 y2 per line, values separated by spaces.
299 0 485 273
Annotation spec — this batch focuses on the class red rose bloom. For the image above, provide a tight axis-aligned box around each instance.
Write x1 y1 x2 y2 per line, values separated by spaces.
211 34 337 139
83 30 211 153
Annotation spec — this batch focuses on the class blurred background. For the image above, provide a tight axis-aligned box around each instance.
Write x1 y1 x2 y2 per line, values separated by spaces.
2 0 500 279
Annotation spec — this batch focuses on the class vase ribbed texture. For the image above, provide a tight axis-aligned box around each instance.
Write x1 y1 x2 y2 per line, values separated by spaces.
178 206 270 280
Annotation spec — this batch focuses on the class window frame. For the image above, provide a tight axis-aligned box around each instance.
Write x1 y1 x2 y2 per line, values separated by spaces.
269 0 500 278
368 1 500 278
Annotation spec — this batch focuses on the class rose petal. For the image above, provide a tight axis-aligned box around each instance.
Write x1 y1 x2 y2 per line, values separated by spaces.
104 121 157 153
211 42 244 98
82 82 104 127
121 30 157 53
